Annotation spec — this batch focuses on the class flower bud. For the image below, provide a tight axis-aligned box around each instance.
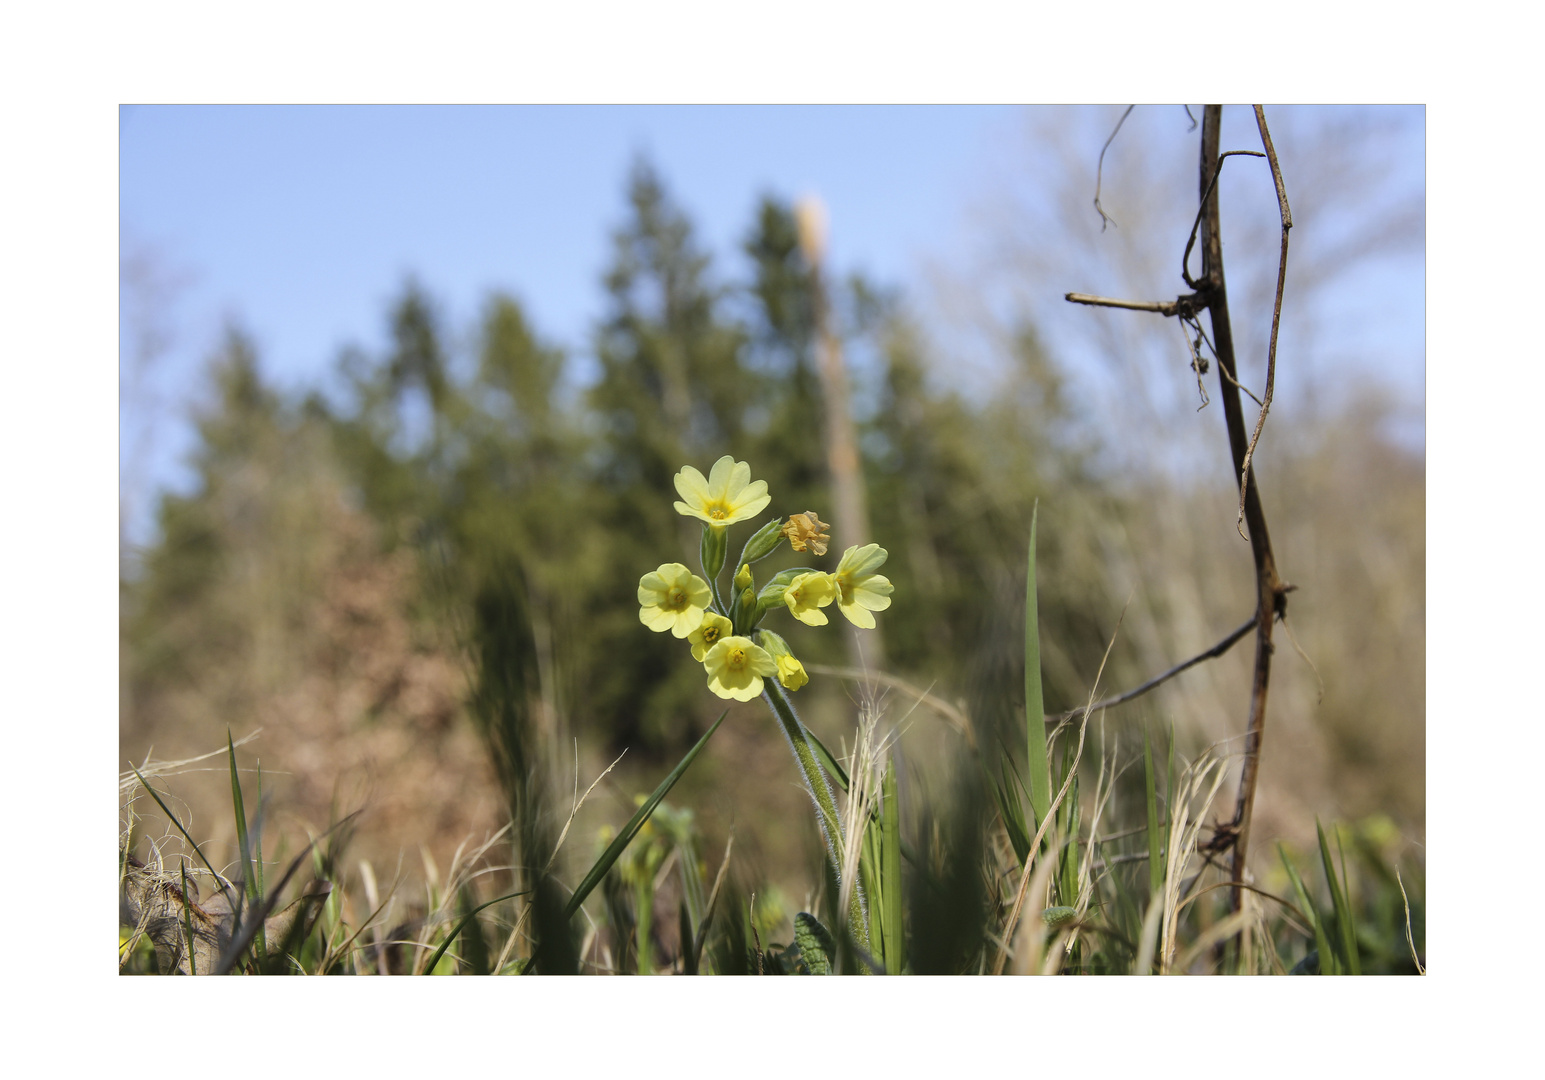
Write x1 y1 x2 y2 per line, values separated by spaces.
734 562 753 591
738 517 786 566
756 628 809 691
732 585 758 636
700 522 728 581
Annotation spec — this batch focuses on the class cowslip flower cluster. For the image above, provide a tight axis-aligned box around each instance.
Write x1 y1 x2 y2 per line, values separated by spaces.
637 455 894 701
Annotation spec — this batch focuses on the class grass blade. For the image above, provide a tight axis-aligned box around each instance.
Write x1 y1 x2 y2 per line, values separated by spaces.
253 759 265 902
227 730 265 964
1143 722 1163 897
129 766 231 897
421 889 526 975
213 812 358 975
1280 843 1335 975
880 755 904 975
1318 821 1361 975
1025 502 1051 840
564 709 727 921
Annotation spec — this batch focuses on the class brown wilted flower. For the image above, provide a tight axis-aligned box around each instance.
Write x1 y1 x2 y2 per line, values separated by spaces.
782 511 831 556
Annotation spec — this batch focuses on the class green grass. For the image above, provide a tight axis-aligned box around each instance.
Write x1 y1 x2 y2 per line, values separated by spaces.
120 514 1423 977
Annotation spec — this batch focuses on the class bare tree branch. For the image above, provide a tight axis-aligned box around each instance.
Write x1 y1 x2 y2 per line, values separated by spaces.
1182 150 1265 290
1061 107 1291 932
1234 106 1293 539
1192 107 1287 919
1065 291 1210 318
1046 613 1257 724
1094 105 1136 231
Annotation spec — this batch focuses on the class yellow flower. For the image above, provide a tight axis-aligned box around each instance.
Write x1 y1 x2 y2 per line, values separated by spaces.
757 629 809 691
673 456 771 528
782 570 838 626
833 544 893 629
781 511 831 556
703 635 778 701
688 611 734 662
638 563 711 638
774 652 809 691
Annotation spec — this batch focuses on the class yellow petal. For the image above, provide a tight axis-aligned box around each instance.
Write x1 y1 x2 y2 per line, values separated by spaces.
674 465 712 506
640 605 678 632
837 601 876 629
706 455 737 497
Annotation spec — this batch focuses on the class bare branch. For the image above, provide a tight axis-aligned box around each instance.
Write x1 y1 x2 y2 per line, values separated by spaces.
1046 613 1257 725
1234 106 1293 539
1094 105 1135 231
1182 150 1266 289
1065 291 1209 318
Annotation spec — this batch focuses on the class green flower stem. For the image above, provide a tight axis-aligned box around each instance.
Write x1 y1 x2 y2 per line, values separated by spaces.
763 680 870 954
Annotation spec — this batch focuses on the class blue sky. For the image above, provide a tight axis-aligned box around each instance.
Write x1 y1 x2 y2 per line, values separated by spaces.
120 104 1015 373
119 104 1424 546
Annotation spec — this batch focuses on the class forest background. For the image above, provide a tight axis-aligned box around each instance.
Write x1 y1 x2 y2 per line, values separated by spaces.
118 105 1424 941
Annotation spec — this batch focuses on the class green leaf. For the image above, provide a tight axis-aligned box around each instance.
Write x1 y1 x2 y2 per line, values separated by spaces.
793 912 835 975
1025 503 1052 844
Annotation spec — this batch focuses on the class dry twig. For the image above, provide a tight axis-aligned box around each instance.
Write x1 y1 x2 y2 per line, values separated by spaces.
1063 106 1291 925
1093 105 1135 231
1234 105 1293 539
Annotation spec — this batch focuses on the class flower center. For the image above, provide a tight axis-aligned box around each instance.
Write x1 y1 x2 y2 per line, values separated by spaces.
728 647 746 669
668 587 687 608
703 626 721 645
708 504 728 520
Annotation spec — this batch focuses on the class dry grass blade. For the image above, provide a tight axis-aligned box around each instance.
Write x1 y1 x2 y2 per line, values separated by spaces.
836 683 903 950
690 827 735 970
1158 750 1230 973
1397 868 1424 975
1006 840 1063 975
1132 892 1165 975
1173 906 1253 974
805 664 973 748
547 749 626 873
120 730 263 797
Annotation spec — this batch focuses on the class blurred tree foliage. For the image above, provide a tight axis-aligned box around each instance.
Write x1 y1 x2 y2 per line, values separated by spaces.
120 156 1425 855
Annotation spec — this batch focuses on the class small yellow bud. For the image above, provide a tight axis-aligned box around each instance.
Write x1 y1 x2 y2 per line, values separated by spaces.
735 562 753 590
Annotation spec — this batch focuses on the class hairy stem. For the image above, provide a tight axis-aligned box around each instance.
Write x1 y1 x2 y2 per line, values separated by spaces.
763 679 870 953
